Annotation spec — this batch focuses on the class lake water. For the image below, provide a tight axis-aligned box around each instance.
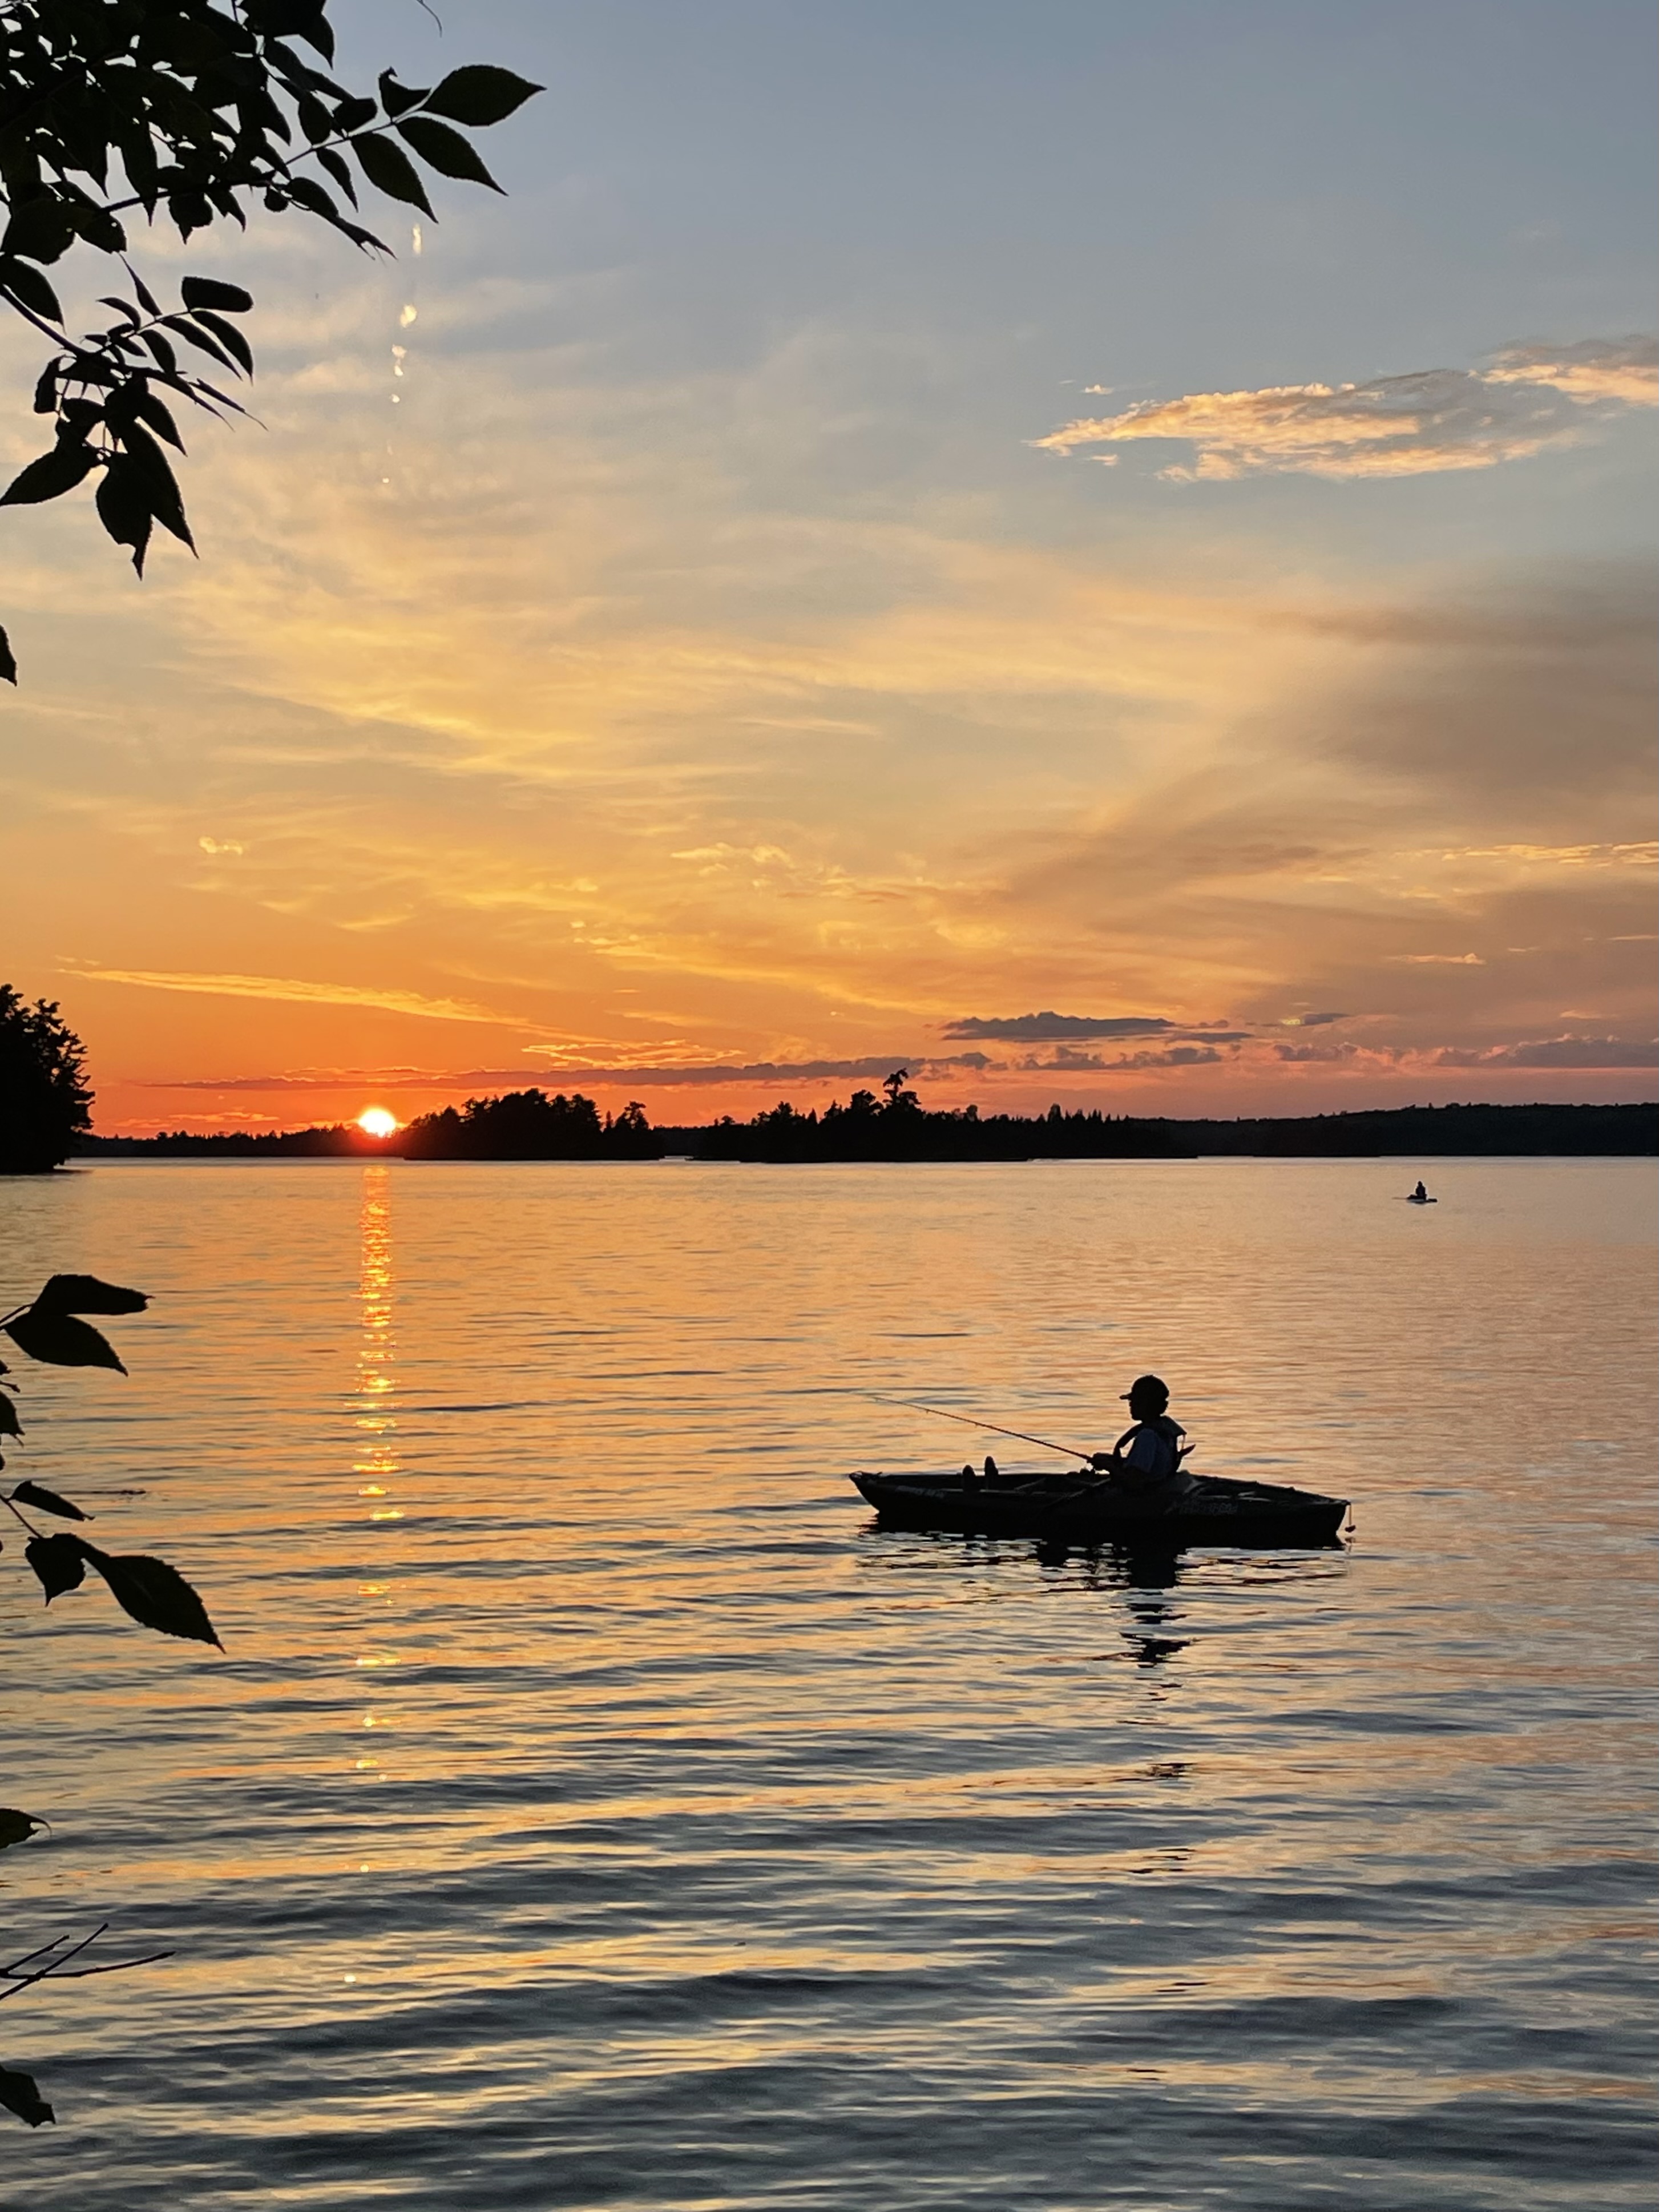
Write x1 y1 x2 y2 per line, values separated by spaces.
2 1158 1654 2210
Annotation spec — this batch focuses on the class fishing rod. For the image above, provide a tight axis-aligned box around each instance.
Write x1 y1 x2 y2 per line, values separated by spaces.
889 1400 1098 1466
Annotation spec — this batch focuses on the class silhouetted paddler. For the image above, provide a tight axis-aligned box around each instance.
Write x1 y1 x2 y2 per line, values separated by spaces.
1091 1374 1194 1495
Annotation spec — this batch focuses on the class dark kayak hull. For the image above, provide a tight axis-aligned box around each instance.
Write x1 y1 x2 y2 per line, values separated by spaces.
849 1469 1349 1548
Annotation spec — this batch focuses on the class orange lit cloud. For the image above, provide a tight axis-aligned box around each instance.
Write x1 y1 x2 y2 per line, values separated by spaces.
1034 338 1657 480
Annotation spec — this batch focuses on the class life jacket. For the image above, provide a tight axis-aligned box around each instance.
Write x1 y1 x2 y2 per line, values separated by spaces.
1112 1414 1188 1489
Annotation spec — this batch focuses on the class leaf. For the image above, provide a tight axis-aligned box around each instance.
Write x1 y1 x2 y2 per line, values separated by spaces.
0 625 14 686
31 359 60 413
11 1481 90 1523
122 426 196 550
0 256 64 323
395 116 503 192
0 444 98 508
280 174 341 223
0 1397 19 1439
423 66 544 127
191 309 254 376
2 195 76 265
161 314 238 375
0 2064 54 2128
3 1308 126 1373
133 387 185 451
314 146 358 204
25 1533 88 1602
180 276 255 314
377 70 431 119
82 1547 221 1649
353 133 435 219
128 266 162 317
35 1274 149 1317
0 1807 48 1851
95 458 154 575
140 328 180 376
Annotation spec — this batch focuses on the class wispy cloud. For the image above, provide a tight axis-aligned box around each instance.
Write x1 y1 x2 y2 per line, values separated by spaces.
62 964 510 1025
942 1011 1243 1042
1019 1042 1233 1071
1033 338 1657 481
1430 1036 1657 1069
147 1054 998 1092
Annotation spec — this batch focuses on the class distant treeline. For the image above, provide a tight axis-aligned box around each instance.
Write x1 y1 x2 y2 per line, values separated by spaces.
76 1086 1658 1160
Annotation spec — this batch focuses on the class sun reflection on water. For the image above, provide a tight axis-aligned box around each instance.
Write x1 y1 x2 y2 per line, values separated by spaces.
352 1165 399 1772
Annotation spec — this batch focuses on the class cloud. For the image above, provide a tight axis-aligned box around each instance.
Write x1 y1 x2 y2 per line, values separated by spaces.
1032 337 1657 481
1281 1011 1348 1028
1311 565 1656 810
1021 1043 1230 1071
946 1011 1192 1041
1482 338 1659 407
61 964 509 1025
147 1054 998 1092
1432 842 1658 869
1429 1036 1658 1070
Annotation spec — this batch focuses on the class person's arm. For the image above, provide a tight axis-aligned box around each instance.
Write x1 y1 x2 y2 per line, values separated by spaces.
1089 1426 1149 1476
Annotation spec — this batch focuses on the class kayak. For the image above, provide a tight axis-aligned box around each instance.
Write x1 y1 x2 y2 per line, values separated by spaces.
1405 1194 1437 1204
848 1467 1350 1547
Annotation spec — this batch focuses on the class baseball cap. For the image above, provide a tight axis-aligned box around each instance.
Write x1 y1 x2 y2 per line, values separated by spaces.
1121 1373 1169 1404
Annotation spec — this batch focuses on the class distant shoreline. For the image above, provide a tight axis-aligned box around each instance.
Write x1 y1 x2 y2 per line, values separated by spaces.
75 1098 1658 1162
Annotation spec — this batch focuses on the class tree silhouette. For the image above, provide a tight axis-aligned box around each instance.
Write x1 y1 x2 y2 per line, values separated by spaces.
0 0 541 679
0 986 91 1172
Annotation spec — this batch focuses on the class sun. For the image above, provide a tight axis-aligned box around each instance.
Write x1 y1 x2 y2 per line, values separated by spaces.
357 1107 399 1140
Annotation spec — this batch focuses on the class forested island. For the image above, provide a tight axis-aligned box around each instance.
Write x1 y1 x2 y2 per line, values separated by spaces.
76 1081 1658 1161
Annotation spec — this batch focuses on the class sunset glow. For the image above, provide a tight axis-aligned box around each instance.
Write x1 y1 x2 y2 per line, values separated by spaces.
0 7 1651 1136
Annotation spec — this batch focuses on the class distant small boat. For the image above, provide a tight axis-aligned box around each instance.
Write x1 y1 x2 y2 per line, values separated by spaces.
1404 1192 1437 1204
848 1468 1349 1548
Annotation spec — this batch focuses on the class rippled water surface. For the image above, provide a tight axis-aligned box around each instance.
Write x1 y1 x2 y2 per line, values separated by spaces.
2 1159 1654 2210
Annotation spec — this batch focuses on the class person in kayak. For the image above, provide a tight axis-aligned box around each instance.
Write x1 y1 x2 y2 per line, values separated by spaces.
1092 1374 1193 1493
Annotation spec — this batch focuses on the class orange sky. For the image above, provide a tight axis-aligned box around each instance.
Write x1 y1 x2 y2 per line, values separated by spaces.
2 6 1654 1134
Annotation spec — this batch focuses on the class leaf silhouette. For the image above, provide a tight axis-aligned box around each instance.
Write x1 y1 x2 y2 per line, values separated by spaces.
0 2063 54 2127
35 1274 149 1317
0 1807 47 1851
3 1309 126 1372
423 66 544 126
190 309 253 376
82 1547 221 1648
0 1395 19 1438
179 277 253 314
354 132 435 218
395 116 502 192
1 442 98 507
0 255 64 321
25 1532 88 1601
94 455 154 575
11 1480 90 1522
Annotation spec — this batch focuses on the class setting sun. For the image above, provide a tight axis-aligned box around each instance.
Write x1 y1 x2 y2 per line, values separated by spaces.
357 1107 399 1140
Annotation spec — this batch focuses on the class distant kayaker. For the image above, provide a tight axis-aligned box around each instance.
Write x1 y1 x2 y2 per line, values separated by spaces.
1412 1179 1428 1202
1092 1374 1192 1493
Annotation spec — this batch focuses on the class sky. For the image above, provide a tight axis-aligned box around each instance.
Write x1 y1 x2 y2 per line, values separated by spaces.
2 0 1654 1134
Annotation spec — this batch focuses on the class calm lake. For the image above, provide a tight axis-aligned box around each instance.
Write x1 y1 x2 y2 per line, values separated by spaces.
2 1158 1654 2211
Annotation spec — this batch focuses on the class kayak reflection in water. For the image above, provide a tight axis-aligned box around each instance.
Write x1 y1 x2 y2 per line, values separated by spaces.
1091 1374 1196 1497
